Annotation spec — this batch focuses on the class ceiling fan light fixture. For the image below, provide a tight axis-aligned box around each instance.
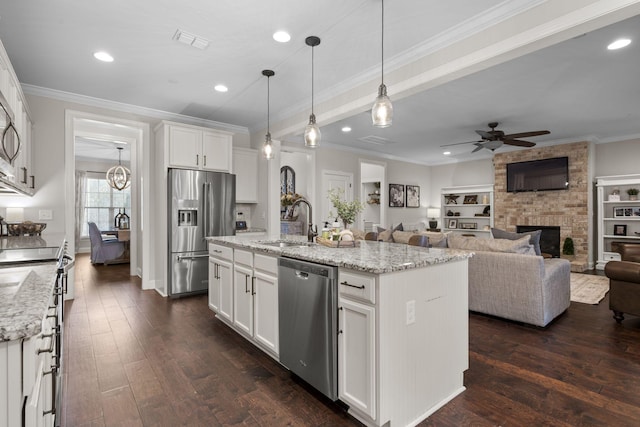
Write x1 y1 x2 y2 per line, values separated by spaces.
262 69 275 159
106 147 130 191
372 0 393 128
304 36 321 148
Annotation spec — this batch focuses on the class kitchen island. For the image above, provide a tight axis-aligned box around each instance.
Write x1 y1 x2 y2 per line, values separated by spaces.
207 236 472 427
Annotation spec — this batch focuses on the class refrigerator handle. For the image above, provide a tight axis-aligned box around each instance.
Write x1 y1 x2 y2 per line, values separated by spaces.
203 182 210 238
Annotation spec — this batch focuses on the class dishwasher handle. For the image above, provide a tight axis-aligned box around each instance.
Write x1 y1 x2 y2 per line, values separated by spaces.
295 271 309 280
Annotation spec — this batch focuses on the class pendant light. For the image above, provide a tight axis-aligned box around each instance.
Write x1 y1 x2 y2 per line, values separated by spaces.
262 69 275 160
371 0 393 127
106 147 131 191
304 36 321 148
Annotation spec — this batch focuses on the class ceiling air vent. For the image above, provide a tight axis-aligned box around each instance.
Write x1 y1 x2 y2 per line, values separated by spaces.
173 29 210 50
358 135 395 146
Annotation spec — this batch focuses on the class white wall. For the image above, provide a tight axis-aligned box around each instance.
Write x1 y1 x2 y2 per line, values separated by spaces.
594 138 640 177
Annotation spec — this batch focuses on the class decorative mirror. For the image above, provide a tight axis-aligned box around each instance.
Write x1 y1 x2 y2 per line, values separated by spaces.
280 166 295 195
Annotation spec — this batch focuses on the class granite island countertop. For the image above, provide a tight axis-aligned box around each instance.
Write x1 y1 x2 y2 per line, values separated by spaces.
0 232 67 250
0 262 59 341
207 236 472 274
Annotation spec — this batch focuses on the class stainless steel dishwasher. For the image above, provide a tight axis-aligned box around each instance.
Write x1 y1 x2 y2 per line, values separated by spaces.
278 257 338 401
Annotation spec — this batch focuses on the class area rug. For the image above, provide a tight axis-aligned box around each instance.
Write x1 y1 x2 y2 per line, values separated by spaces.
570 273 609 305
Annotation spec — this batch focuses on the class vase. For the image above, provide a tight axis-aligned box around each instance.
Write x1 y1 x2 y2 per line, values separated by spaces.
630 195 638 201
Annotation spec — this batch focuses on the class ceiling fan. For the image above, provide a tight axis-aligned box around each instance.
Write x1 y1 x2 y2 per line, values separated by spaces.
442 122 550 153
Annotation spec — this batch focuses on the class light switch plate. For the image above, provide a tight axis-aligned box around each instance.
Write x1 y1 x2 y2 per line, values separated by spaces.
38 209 53 221
406 300 416 325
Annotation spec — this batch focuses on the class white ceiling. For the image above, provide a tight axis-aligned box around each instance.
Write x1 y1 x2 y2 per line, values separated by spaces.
1 1 639 164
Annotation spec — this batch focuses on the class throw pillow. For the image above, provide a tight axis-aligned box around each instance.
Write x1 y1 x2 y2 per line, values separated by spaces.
392 230 415 244
349 228 366 240
419 231 449 247
491 227 542 256
377 223 404 242
448 234 534 254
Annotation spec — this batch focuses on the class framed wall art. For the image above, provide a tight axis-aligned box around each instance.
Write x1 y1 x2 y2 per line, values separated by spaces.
389 184 405 207
614 224 627 236
406 185 420 208
448 219 458 229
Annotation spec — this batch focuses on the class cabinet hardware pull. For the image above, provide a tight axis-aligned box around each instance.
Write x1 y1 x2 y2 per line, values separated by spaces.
338 306 343 334
245 274 250 293
204 155 207 166
38 335 55 354
340 281 365 289
213 249 222 253
251 276 256 295
196 154 199 165
21 166 27 184
30 175 35 189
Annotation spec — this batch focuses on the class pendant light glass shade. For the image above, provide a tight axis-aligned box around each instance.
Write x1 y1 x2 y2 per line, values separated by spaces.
372 84 393 127
304 36 321 148
372 0 393 128
262 69 275 159
106 147 130 191
304 113 321 148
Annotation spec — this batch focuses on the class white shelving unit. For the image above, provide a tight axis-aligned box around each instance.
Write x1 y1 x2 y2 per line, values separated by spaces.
441 184 494 238
595 174 640 270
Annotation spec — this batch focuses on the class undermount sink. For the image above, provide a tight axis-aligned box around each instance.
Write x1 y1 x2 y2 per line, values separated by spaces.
260 241 312 248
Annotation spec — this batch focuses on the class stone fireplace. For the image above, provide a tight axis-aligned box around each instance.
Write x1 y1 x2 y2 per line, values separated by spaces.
493 141 590 258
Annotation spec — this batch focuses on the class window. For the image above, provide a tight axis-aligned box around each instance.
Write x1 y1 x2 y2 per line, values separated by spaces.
81 174 131 237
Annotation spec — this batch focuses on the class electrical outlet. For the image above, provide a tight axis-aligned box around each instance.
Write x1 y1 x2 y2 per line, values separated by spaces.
406 300 415 325
38 209 53 221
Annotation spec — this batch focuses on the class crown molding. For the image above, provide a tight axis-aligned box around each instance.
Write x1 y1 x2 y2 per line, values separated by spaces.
22 84 250 134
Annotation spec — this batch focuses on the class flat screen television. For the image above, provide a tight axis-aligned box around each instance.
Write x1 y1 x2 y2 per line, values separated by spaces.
506 156 569 193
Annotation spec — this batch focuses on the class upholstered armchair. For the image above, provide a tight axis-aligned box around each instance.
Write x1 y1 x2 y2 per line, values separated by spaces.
88 222 127 265
604 260 640 323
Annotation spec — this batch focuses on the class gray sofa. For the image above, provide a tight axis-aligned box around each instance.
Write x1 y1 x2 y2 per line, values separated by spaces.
467 250 571 327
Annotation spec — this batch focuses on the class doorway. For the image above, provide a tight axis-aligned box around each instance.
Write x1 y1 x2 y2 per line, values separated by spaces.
320 170 353 225
359 160 386 231
64 110 151 297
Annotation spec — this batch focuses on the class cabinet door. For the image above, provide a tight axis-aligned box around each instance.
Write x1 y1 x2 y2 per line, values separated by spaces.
233 149 258 203
168 125 200 168
217 259 233 322
339 297 376 419
208 258 220 313
202 131 232 172
253 270 278 355
233 264 254 335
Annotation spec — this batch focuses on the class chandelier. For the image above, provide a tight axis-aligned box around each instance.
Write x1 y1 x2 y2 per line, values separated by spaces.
106 147 131 191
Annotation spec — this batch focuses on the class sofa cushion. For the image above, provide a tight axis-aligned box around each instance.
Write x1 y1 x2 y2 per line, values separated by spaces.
491 227 542 256
448 234 535 255
377 223 403 242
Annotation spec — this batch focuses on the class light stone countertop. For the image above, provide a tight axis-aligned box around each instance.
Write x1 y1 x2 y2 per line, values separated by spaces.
207 236 472 274
0 232 67 250
0 262 59 341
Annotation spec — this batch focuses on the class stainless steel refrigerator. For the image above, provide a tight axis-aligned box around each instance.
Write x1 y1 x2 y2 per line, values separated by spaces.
168 168 235 297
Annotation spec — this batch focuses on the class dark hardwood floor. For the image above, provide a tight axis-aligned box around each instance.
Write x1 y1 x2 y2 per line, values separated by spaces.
62 254 640 426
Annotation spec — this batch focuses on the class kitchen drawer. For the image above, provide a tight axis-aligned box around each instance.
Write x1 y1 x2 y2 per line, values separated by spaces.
603 251 622 261
254 254 277 275
234 249 254 267
339 270 376 304
209 243 233 261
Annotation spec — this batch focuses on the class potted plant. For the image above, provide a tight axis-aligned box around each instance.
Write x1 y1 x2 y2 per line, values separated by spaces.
327 188 365 229
562 237 575 260
627 188 639 201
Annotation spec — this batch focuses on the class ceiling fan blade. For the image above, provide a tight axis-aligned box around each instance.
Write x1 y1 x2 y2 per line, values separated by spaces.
440 140 481 147
475 130 495 140
503 130 550 139
471 143 485 153
503 139 536 147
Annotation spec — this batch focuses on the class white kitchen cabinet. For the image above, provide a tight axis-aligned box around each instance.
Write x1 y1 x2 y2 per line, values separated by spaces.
232 148 258 203
338 295 376 419
232 249 279 356
595 174 640 269
441 184 494 237
160 121 233 172
233 251 254 335
208 243 234 323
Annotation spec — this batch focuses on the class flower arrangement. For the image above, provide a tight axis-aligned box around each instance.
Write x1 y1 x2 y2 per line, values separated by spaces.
281 192 302 207
327 188 365 229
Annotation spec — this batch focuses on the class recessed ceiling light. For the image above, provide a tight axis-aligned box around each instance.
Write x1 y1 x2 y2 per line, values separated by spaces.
341 126 352 133
93 51 114 62
443 151 451 156
607 38 631 50
214 84 228 93
273 31 291 43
